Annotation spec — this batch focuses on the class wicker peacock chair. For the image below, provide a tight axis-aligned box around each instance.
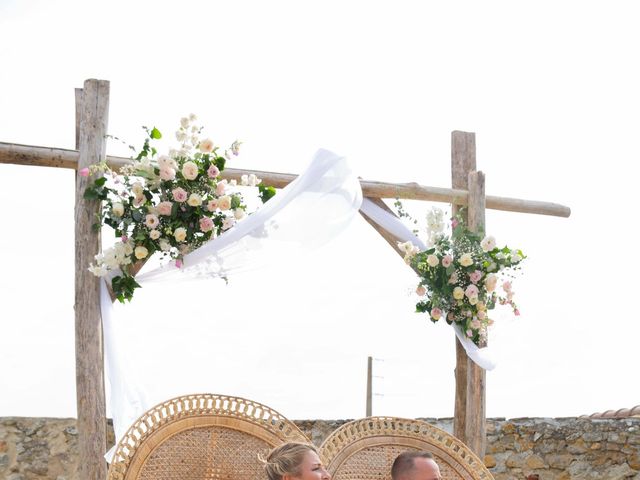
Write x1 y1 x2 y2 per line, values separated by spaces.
318 417 494 480
107 393 310 480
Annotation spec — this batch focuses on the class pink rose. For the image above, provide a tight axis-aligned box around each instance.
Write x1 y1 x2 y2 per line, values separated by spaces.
172 187 188 202
207 165 220 178
514 309 521 316
441 255 453 268
175 259 183 268
469 270 482 284
145 214 159 229
207 199 218 212
79 167 90 177
465 284 479 299
452 218 459 228
502 281 512 292
199 216 214 232
216 180 228 196
157 201 173 216
430 308 442 320
159 167 176 181
416 285 426 296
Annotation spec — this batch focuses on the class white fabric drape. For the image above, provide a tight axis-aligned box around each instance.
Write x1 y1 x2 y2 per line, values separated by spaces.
102 150 494 461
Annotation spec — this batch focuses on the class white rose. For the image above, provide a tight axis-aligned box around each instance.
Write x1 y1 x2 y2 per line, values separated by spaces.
111 202 124 217
480 235 496 252
159 238 171 251
511 252 522 263
187 193 203 207
134 246 148 259
218 195 232 211
149 230 161 240
174 227 187 242
181 161 199 180
158 155 177 170
222 216 236 230
459 253 474 267
234 208 246 220
199 138 215 153
88 264 108 277
180 117 190 128
426 254 439 268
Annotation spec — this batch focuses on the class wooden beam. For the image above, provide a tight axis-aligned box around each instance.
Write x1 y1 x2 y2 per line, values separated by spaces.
451 131 475 443
0 142 571 218
75 79 109 480
465 170 487 458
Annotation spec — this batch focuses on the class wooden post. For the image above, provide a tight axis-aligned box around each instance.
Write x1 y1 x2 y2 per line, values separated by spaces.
451 131 476 442
366 356 373 416
466 171 487 457
75 79 109 480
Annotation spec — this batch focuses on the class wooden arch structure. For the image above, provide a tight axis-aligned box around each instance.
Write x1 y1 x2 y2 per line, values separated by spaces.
0 79 570 480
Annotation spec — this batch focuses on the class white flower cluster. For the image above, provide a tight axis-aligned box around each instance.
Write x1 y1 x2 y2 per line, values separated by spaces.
425 207 446 247
398 240 421 264
88 240 134 277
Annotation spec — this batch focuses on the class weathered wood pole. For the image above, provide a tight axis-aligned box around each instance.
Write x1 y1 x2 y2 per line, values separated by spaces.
466 170 487 457
366 356 373 416
75 79 109 480
451 131 476 442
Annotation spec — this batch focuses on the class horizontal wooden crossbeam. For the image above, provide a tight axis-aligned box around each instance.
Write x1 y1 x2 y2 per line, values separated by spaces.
0 141 570 217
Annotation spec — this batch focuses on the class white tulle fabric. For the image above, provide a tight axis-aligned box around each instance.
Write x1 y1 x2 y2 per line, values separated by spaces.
102 149 494 461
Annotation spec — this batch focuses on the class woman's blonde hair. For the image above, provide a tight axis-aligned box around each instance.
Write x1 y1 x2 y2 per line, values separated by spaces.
263 442 318 480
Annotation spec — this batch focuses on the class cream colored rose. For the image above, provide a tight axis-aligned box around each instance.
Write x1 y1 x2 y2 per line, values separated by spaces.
132 182 144 197
199 138 215 153
453 286 465 300
233 208 246 220
181 161 199 180
416 285 427 297
427 254 439 268
134 246 148 259
459 253 473 267
187 193 203 207
218 195 232 211
468 296 478 305
159 238 171 251
174 227 187 242
484 274 498 293
149 230 161 240
111 202 124 217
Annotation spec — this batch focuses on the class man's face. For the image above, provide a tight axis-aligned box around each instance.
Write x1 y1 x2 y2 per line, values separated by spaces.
409 457 442 480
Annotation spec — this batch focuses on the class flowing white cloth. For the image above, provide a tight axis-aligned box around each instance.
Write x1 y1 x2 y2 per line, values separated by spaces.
103 149 363 460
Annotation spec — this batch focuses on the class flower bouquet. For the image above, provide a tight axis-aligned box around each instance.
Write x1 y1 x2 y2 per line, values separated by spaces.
83 114 276 302
401 207 525 347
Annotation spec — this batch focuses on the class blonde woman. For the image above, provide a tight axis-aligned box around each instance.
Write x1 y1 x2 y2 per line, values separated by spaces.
263 442 331 480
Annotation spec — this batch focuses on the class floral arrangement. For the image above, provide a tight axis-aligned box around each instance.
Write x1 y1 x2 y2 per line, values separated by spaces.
400 207 525 347
82 114 276 302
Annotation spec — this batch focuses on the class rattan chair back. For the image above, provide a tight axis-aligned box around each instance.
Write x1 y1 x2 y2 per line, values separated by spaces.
107 393 309 480
319 417 494 480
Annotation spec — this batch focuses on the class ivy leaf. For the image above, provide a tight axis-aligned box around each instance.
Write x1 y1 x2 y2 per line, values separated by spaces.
258 185 277 203
150 127 162 139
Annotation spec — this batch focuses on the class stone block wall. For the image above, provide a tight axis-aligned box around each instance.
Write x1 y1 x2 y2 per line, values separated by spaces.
1 417 638 479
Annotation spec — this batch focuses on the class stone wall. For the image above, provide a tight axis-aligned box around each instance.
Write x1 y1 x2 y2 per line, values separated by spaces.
1 417 638 479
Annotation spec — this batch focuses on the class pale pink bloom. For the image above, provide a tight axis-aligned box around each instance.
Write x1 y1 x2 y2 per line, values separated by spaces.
442 255 453 268
199 138 215 153
199 216 214 232
430 308 443 321
207 165 220 178
222 216 235 230
181 161 199 180
477 310 487 320
133 195 145 207
448 272 459 284
157 201 173 216
426 254 439 268
466 329 473 338
158 155 176 169
514 309 521 316
484 274 498 293
502 281 512 292
149 230 161 240
469 270 482 284
159 166 176 181
216 180 228 196
447 312 456 322
145 214 160 229
79 167 90 177
471 319 482 330
172 187 188 202
465 284 479 299
233 208 246 220
416 285 426 296
207 199 219 212
218 195 232 211
175 259 183 268
480 235 496 252
452 218 459 228
121 235 128 242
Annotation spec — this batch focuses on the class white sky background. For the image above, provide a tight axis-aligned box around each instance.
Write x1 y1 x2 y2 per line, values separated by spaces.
1 0 638 421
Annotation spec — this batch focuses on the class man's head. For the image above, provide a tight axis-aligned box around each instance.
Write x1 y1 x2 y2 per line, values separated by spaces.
391 452 441 480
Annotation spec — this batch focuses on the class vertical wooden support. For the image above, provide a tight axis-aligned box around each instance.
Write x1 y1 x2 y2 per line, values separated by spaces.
366 356 373 416
466 171 487 457
75 79 109 480
451 131 476 442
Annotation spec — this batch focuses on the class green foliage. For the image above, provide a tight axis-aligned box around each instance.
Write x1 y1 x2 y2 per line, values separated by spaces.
111 274 141 303
258 184 276 203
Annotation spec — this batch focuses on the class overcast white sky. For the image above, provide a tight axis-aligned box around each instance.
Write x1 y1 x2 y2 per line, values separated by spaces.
1 0 638 422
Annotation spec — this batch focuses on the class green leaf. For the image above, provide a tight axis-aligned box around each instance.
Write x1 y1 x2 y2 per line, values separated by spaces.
258 185 276 203
213 156 226 171
94 177 107 187
150 127 162 139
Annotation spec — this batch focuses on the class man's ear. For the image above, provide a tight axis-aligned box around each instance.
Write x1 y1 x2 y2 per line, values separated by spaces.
282 474 294 480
